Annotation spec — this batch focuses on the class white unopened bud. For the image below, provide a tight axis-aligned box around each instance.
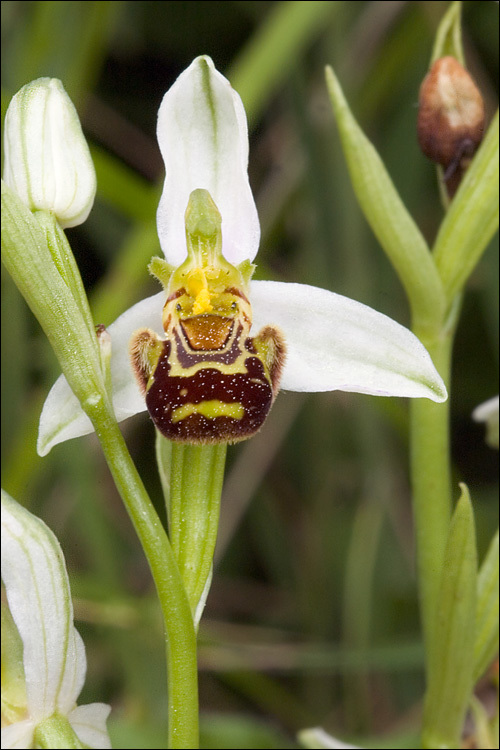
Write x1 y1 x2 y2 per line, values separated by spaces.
3 78 96 228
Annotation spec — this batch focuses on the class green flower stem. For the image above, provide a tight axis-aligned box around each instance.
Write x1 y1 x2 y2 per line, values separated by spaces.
85 405 199 749
167 443 227 624
409 323 454 664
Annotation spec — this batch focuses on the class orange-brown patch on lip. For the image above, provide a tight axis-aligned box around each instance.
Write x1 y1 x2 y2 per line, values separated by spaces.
181 315 234 350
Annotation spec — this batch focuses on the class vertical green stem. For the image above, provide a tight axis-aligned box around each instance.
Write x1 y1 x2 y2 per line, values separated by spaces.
409 325 454 667
167 443 227 621
89 408 199 749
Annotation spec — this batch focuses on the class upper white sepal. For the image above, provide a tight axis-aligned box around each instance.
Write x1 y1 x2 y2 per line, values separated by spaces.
156 56 260 267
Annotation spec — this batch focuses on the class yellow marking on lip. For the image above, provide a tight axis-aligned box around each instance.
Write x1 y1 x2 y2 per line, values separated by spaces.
171 400 245 424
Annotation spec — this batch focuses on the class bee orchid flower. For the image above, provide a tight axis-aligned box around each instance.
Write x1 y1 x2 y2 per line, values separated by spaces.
37 56 446 456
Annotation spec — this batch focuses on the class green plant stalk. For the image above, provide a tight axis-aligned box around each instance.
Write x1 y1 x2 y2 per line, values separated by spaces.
167 443 227 623
84 405 199 749
409 323 454 666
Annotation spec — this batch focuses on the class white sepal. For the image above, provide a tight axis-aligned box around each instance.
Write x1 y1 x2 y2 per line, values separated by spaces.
251 281 447 402
156 56 260 266
67 703 113 749
37 292 165 456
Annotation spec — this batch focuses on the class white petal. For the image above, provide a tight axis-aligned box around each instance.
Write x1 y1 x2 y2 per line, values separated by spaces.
68 703 112 749
156 55 259 266
251 281 447 402
1 493 87 722
37 376 95 457
1 720 36 749
37 292 165 456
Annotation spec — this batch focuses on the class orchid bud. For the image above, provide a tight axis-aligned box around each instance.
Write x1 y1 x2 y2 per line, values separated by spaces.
2 77 96 228
417 57 485 195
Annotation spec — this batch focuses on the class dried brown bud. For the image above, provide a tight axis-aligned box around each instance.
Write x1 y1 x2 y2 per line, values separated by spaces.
417 56 485 195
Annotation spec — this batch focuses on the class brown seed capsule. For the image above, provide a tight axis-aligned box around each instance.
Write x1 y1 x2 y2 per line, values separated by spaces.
417 56 485 194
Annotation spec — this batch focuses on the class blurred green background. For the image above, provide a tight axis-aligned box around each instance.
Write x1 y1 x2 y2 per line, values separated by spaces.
1 2 498 748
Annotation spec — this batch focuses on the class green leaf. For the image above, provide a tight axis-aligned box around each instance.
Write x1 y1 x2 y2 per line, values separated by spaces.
432 109 499 305
325 66 446 337
431 1 465 66
422 484 478 749
473 529 499 683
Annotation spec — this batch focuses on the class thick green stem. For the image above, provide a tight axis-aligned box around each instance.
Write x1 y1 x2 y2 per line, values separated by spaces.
89 408 199 749
409 324 454 668
167 443 227 623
